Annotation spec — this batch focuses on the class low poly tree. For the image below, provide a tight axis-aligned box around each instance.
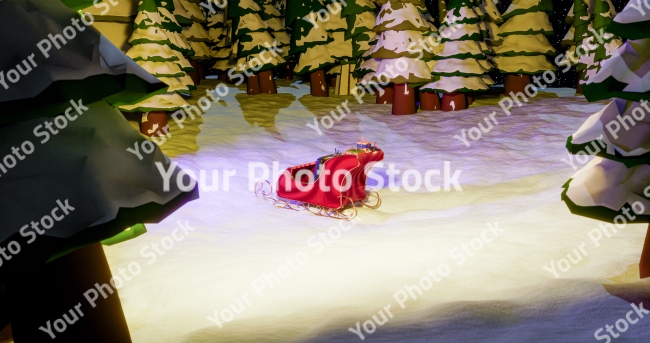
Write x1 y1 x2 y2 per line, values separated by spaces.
581 6 650 102
126 0 193 136
211 20 237 81
471 0 501 101
204 0 227 79
260 0 290 78
0 1 198 340
287 0 336 97
343 0 378 95
271 0 293 79
171 0 200 85
479 0 503 49
495 0 557 95
230 0 286 95
177 0 211 84
562 0 650 279
79 0 139 53
155 0 197 91
324 1 356 95
420 0 493 112
369 0 433 115
209 1 235 81
578 0 622 86
572 0 595 94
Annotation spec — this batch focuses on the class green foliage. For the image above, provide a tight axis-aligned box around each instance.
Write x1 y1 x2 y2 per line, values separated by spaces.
102 224 148 246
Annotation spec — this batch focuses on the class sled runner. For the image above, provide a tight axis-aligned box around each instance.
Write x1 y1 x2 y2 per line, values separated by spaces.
255 139 383 219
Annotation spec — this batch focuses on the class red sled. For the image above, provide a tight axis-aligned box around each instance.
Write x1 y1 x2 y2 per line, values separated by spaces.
255 149 384 220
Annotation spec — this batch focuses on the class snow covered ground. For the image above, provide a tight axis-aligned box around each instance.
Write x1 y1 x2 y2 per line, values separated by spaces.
107 79 650 343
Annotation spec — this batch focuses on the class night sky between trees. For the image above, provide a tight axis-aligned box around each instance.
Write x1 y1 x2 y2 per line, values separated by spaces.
424 0 630 88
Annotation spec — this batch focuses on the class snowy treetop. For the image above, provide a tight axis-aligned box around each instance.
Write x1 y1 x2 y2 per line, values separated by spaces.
499 11 554 37
502 0 553 21
374 1 431 33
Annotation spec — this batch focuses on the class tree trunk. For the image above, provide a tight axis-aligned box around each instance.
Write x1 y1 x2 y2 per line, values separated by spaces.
198 63 205 80
310 70 329 97
466 92 474 106
188 60 200 86
441 93 466 111
640 224 650 279
247 74 261 95
258 69 277 94
420 92 440 111
376 86 393 104
334 64 356 96
392 84 416 115
218 73 228 82
140 111 169 137
576 70 584 95
5 243 132 343
504 74 531 96
280 63 294 80
329 75 337 88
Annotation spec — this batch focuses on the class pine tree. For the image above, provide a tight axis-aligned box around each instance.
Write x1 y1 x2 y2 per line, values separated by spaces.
158 0 197 91
175 0 211 84
1 5 199 340
367 0 433 115
286 0 337 97
260 0 290 80
581 8 650 102
123 0 191 137
571 0 594 94
273 0 294 79
210 2 236 81
495 0 557 95
473 0 502 97
323 0 356 95
579 0 622 85
562 1 650 278
203 0 227 80
345 0 379 95
420 0 494 112
229 0 286 95
79 0 139 53
478 0 503 48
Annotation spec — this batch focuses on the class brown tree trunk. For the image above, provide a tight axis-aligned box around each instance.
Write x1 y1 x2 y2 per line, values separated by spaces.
466 92 474 106
335 64 356 96
310 69 329 97
504 74 531 96
329 76 337 88
198 63 205 80
640 224 650 279
392 84 416 115
247 74 261 95
441 93 466 111
576 70 584 95
258 69 277 94
140 111 169 137
376 86 393 104
218 73 228 82
280 63 294 80
188 60 200 86
6 243 132 343
420 92 440 111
